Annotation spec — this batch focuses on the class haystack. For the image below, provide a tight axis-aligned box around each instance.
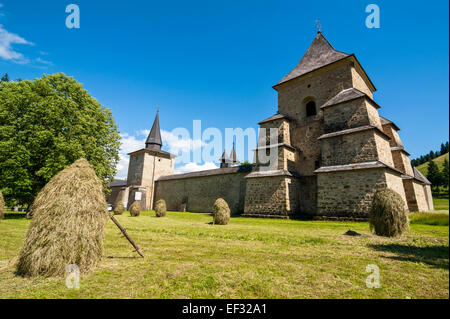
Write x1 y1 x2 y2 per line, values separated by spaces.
113 199 124 215
0 190 5 220
213 198 230 225
369 188 409 237
130 201 141 217
15 158 108 277
155 199 166 217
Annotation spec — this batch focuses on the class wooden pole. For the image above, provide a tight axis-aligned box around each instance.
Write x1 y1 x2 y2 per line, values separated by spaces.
108 213 144 258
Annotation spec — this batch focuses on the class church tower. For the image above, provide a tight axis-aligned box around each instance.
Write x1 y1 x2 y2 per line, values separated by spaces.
244 31 412 218
126 110 175 210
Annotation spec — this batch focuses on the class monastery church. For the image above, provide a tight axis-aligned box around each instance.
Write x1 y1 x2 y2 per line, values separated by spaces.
108 31 433 219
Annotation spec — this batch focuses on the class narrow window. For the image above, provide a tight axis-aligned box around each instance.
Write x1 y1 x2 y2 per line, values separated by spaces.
306 101 317 117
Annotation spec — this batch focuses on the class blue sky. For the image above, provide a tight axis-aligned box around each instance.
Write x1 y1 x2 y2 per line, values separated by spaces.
0 0 448 178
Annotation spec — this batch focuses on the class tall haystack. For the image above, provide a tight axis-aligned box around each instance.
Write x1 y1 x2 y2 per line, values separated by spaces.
130 201 141 217
155 199 166 217
0 190 5 220
113 199 124 215
213 198 230 225
16 158 108 277
369 188 409 237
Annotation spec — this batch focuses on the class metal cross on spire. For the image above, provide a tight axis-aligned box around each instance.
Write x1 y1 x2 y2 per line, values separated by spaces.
316 19 322 33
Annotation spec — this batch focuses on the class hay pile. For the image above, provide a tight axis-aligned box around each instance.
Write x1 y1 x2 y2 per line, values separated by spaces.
0 190 5 221
213 198 230 225
15 158 108 277
130 201 141 217
369 188 409 237
155 199 166 217
113 199 124 215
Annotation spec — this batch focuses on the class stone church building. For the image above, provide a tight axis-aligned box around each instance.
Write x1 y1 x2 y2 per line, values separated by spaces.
108 32 433 219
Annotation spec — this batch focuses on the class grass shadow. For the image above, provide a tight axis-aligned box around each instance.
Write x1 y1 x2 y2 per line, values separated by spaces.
4 213 28 220
106 256 141 259
369 243 449 270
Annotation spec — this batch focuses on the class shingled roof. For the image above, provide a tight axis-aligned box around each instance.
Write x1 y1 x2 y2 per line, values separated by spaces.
413 167 431 185
146 110 162 150
379 116 400 131
258 113 294 125
275 32 350 87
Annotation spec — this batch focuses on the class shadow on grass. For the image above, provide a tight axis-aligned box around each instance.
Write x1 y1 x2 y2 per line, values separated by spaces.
369 243 449 270
4 213 28 220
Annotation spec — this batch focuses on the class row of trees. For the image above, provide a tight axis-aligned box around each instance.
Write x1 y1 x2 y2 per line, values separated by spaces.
411 141 449 167
427 158 449 194
0 72 121 208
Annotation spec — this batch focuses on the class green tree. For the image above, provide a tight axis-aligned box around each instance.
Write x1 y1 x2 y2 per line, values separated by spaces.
0 73 121 207
442 158 449 189
426 159 442 194
1 73 9 83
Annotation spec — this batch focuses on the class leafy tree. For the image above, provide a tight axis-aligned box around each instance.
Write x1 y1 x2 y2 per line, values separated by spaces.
1 73 9 83
426 159 442 193
442 159 449 189
0 73 121 207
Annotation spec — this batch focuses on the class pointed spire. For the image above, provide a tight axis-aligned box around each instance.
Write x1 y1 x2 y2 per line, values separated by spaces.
230 142 239 164
219 150 230 168
220 150 229 162
145 110 162 150
275 32 350 86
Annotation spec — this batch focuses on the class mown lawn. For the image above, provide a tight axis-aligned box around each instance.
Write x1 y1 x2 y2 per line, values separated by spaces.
0 210 448 299
433 196 449 211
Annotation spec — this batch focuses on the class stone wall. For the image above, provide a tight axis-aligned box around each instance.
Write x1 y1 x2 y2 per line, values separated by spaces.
298 175 317 215
154 169 249 214
374 132 395 167
323 98 371 133
392 150 414 176
351 66 374 98
317 168 389 218
384 171 408 207
107 186 128 208
321 130 379 166
244 175 300 217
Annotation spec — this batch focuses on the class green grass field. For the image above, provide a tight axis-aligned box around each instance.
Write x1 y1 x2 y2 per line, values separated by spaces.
0 210 448 299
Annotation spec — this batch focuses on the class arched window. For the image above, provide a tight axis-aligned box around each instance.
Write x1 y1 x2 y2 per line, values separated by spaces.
306 101 317 117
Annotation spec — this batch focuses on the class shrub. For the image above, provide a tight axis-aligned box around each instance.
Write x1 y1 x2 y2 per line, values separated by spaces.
213 198 230 225
369 188 409 237
113 200 124 215
0 190 4 220
155 199 166 217
15 158 108 277
130 201 141 217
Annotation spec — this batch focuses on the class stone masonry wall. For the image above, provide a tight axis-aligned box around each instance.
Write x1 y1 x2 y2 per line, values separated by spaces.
244 175 300 217
321 130 379 166
317 168 389 217
351 66 374 98
384 171 408 208
374 132 395 167
323 99 367 133
154 171 248 214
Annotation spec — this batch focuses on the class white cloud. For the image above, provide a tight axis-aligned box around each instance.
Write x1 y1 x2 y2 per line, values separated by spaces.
0 24 34 63
115 133 146 179
175 162 218 174
115 129 216 179
36 57 53 66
